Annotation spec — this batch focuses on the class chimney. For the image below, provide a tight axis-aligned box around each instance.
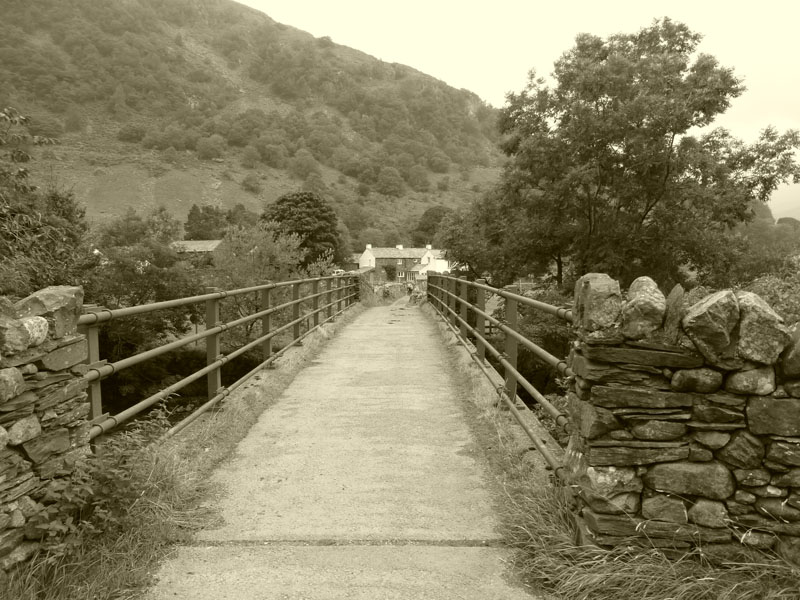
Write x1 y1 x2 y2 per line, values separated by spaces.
396 244 403 250
425 244 432 250
366 243 372 249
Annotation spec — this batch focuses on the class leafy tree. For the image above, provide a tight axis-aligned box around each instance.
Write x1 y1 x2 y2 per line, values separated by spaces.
225 203 259 229
184 204 228 240
477 19 800 287
196 134 225 159
376 166 405 197
262 191 343 265
411 205 451 246
241 172 262 194
287 148 320 179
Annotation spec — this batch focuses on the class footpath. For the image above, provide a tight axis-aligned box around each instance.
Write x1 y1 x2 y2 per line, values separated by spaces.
146 298 537 599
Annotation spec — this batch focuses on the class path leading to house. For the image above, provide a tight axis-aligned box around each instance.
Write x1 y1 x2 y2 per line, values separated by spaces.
146 298 537 599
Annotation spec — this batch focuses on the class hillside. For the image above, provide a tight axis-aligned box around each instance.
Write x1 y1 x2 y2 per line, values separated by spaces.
0 0 502 249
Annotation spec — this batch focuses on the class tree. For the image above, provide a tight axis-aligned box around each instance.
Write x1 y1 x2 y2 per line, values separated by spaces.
196 134 225 159
411 205 451 246
262 191 343 265
184 204 228 240
477 19 800 287
376 166 405 197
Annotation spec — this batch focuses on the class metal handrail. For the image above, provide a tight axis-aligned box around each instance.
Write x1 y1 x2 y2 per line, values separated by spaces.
80 275 359 438
426 274 571 477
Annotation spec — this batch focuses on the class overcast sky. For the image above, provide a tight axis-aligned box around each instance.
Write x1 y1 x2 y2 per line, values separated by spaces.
235 0 799 218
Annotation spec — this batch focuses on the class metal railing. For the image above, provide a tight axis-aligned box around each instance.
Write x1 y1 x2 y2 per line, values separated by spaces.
427 274 573 479
77 275 359 439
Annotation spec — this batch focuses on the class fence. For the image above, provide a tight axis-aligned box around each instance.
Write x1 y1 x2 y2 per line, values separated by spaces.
77 275 359 439
427 274 572 478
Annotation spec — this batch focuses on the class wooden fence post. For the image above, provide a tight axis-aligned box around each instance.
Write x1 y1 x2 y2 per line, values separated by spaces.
504 296 519 404
475 279 487 363
205 288 222 400
79 304 104 422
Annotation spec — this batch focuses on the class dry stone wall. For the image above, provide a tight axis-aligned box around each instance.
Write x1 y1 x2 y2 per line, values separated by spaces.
566 273 800 564
0 286 90 572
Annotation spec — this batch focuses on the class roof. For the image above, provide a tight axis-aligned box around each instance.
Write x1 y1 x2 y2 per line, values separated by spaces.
365 247 430 259
411 264 428 272
171 240 222 253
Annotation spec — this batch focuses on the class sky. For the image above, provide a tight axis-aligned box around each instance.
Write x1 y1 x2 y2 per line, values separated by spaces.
235 0 799 218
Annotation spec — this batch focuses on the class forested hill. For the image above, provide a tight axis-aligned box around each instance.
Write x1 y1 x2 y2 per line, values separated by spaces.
0 0 501 247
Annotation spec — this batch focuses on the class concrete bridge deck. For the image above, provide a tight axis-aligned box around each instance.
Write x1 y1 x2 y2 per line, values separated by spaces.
146 299 537 599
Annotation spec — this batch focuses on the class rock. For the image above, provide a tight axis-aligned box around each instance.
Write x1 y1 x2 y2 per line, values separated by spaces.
583 490 641 516
568 392 621 439
578 465 643 497
693 431 730 450
771 469 800 487
15 286 83 338
19 316 48 348
688 443 713 461
573 273 622 342
786 380 800 398
609 429 634 440
767 441 800 466
755 498 800 522
643 461 735 500
0 297 17 319
622 277 666 340
583 508 730 543
7 415 41 446
747 397 800 436
641 494 687 523
735 529 777 548
744 485 786 498
571 354 669 388
776 536 800 567
0 528 24 558
21 428 70 464
733 469 771 486
726 501 753 516
0 425 6 447
735 291 792 364
631 420 687 441
734 490 757 504
590 385 693 408
0 367 25 402
580 345 702 368
688 499 729 528
671 368 722 393
0 316 31 354
779 323 800 378
681 290 742 370
587 445 689 466
663 284 686 344
704 392 746 407
716 430 764 469
37 338 87 371
725 367 775 396
691 403 743 423
773 385 789 398
0 540 38 570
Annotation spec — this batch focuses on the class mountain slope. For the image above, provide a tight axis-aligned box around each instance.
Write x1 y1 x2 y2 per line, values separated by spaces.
1 0 502 247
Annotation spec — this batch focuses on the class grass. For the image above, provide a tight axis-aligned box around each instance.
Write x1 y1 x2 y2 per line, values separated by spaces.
426 303 800 600
3 304 364 600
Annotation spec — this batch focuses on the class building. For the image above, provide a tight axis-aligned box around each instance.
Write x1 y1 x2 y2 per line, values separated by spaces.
357 244 456 282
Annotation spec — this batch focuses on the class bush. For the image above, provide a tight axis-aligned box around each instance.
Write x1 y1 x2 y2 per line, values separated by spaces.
196 134 225 159
117 123 146 143
241 172 261 194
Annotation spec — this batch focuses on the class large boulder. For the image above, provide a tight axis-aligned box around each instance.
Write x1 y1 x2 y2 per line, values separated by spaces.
681 291 741 370
621 277 666 340
735 291 791 364
15 286 84 339
573 274 622 342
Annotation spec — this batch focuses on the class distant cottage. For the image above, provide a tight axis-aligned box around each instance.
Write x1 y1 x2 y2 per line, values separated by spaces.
358 244 455 282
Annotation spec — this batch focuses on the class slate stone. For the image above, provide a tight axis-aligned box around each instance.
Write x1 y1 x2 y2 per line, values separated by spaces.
7 415 41 446
0 425 7 448
37 338 87 371
735 291 792 364
670 368 722 393
643 461 735 500
681 290 742 370
725 366 775 396
733 469 771 486
685 421 745 431
691 403 743 424
734 514 800 535
755 498 800 522
693 431 730 450
734 490 757 504
15 286 83 339
20 317 48 347
781 324 800 378
0 367 25 402
776 537 800 567
631 420 687 441
0 529 24 559
688 499 729 528
583 508 731 542
688 443 713 462
641 494 687 523
609 429 634 440
590 385 693 408
785 380 800 398
662 284 686 344
747 397 800 436
21 428 70 464
571 354 670 388
580 345 703 368
771 469 800 487
736 529 777 548
621 277 666 340
0 390 36 413
568 392 620 439
716 430 764 469
578 465 643 497
743 485 787 498
573 273 622 342
726 501 754 516
704 392 746 407
582 490 641 516
0 316 30 355
587 445 689 466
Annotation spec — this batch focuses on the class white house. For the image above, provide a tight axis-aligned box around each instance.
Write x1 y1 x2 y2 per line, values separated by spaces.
358 244 456 281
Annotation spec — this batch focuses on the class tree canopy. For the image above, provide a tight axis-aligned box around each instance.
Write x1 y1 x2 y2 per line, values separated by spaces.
262 191 343 265
446 19 800 287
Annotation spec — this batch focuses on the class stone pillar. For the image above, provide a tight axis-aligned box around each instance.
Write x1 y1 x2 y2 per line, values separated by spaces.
566 274 800 565
0 286 89 572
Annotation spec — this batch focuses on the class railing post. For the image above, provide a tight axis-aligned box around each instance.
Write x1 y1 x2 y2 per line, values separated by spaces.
336 277 343 314
448 277 457 327
312 279 320 327
475 279 487 363
326 278 333 320
504 296 519 404
261 286 272 360
459 276 468 338
292 282 301 341
205 288 222 400
79 304 104 422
